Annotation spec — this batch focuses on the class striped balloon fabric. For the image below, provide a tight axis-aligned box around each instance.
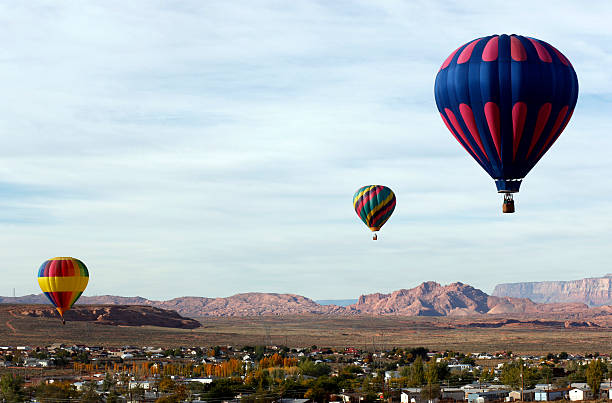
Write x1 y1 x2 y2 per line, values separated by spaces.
37 257 89 323
353 185 396 240
434 34 578 195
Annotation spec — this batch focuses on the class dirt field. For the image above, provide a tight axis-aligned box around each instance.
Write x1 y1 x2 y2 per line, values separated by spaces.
2 306 612 354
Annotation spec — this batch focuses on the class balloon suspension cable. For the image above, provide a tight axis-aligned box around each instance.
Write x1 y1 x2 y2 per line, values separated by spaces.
373 232 378 241
502 193 515 214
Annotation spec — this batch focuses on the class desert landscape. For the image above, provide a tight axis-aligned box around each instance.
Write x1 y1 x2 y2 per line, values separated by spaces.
4 279 612 354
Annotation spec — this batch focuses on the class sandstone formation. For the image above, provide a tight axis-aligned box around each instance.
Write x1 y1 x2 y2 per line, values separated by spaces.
13 305 201 328
492 275 612 306
347 281 588 316
0 281 607 318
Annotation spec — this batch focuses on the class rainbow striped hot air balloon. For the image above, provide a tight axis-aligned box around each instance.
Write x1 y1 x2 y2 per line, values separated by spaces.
353 185 396 240
37 257 89 324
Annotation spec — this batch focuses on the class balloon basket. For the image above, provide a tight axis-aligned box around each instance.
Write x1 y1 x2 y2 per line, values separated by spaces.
502 194 515 214
372 233 378 241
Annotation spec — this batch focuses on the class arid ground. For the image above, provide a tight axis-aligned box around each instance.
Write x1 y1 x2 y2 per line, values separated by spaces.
2 306 612 354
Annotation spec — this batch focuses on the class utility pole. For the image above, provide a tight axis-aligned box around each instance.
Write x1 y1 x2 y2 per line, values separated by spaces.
520 363 524 402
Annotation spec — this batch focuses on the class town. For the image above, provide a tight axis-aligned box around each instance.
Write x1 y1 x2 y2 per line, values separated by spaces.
0 343 610 402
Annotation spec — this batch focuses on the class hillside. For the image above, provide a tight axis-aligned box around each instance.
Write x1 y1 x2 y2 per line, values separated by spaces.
347 281 589 316
2 281 605 318
5 305 201 328
493 275 612 306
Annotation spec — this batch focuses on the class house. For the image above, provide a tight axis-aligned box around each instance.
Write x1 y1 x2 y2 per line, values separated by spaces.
128 381 153 390
448 364 472 372
185 378 214 384
467 390 509 403
385 370 401 381
569 388 591 401
534 388 567 401
338 392 365 403
508 389 536 401
400 388 436 403
441 387 465 401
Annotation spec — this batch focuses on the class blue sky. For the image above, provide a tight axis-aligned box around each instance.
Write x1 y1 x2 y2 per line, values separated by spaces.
2 1 612 300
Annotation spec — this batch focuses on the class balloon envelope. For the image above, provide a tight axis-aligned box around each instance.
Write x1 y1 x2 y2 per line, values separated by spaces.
434 34 578 193
37 257 89 318
353 185 396 232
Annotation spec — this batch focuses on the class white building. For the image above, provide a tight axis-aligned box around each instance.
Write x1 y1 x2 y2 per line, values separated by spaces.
569 388 591 401
129 381 153 390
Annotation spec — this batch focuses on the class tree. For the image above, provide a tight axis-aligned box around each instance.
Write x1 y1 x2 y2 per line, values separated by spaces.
586 359 606 397
299 360 331 377
479 368 495 383
408 356 425 387
0 374 25 403
158 377 176 394
106 390 120 403
500 361 538 389
567 361 587 382
204 378 240 401
425 361 439 385
421 383 441 401
102 373 116 392
35 382 79 402
79 382 102 403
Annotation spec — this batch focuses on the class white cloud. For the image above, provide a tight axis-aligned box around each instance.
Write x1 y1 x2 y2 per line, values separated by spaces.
1 1 611 300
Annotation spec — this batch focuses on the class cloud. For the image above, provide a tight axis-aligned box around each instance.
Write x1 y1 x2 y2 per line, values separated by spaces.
1 1 611 300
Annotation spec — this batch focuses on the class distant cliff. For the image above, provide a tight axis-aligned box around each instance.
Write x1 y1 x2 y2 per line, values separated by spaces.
492 275 612 306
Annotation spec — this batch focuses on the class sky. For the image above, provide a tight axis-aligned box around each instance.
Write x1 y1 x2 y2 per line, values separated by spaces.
2 1 612 300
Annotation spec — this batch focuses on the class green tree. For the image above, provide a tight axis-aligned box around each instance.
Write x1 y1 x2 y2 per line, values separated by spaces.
299 360 332 377
421 383 441 401
254 345 266 361
500 361 538 389
586 359 606 397
479 368 495 383
538 366 553 385
425 361 439 385
0 374 25 403
408 356 425 387
102 373 115 392
567 361 587 382
79 382 102 403
106 389 120 403
204 378 241 401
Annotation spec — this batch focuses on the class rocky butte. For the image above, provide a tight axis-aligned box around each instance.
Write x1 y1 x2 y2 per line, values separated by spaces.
492 274 612 306
0 281 599 318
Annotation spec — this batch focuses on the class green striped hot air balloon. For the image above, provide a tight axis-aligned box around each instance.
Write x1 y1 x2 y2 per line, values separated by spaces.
353 185 396 240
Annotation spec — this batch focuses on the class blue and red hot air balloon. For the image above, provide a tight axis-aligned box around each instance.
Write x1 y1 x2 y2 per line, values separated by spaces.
434 34 578 212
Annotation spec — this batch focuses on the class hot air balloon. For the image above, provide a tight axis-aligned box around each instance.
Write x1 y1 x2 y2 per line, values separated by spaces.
434 34 578 213
37 257 89 325
353 185 396 240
